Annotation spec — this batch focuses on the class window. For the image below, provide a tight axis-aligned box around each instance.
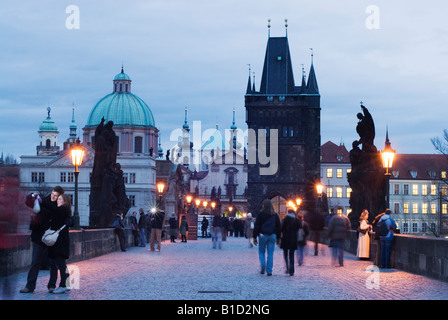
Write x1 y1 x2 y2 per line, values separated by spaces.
336 187 343 198
394 184 399 195
443 204 448 214
282 126 288 137
326 168 333 178
403 222 409 233
128 195 135 207
442 171 447 179
129 173 136 184
327 187 333 198
289 126 294 137
422 184 428 196
431 184 437 195
431 203 437 214
336 169 343 178
422 203 428 214
134 136 143 153
346 168 352 174
412 203 418 214
443 186 448 196
68 172 74 183
123 173 128 184
422 223 428 233
404 184 409 195
410 170 417 178
346 188 352 198
31 172 38 183
412 223 418 233
412 184 418 195
394 203 400 214
32 172 45 183
404 203 409 214
60 172 66 183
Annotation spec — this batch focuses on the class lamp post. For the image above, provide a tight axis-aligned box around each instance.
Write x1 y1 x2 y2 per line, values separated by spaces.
381 131 395 209
70 139 85 229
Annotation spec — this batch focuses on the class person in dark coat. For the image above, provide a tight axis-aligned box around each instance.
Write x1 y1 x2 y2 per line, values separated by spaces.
46 193 74 294
296 213 310 266
308 211 325 256
138 208 147 247
20 186 64 294
280 209 300 276
253 199 281 276
168 213 178 243
129 211 140 246
113 212 126 252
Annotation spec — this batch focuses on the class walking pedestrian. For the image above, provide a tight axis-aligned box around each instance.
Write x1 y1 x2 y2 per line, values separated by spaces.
138 208 147 247
378 209 397 268
201 216 209 238
149 210 164 251
280 209 300 276
308 211 325 255
253 199 281 276
46 194 74 294
169 213 178 243
20 186 64 294
212 214 224 249
179 215 188 242
328 212 351 267
113 212 126 252
129 211 140 246
245 213 255 248
357 209 371 259
296 213 310 266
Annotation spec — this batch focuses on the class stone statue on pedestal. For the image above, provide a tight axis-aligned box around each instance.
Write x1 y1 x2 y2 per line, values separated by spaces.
347 104 387 228
89 118 130 228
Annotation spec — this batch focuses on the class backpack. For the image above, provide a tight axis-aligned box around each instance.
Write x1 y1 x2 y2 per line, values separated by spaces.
260 214 276 234
297 227 305 242
376 219 389 237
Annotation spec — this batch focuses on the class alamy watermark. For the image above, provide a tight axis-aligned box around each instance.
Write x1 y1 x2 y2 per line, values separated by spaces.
365 265 380 289
168 121 278 175
66 5 80 30
365 5 380 30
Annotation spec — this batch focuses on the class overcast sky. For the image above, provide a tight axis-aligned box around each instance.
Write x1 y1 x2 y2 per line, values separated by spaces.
1 0 448 161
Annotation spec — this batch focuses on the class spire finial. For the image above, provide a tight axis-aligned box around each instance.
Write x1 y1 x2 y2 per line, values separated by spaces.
267 19 271 38
183 106 190 131
285 19 288 37
310 48 314 63
121 64 124 73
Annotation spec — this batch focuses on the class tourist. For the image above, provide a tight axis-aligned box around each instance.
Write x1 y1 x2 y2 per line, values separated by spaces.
201 216 209 238
168 213 178 243
296 213 310 266
280 209 300 276
129 211 140 246
372 212 385 267
212 214 224 249
253 199 281 276
328 211 351 267
46 194 74 294
179 215 188 242
138 208 147 247
378 209 397 268
113 212 126 252
357 209 371 259
244 213 255 248
149 210 164 252
20 186 64 294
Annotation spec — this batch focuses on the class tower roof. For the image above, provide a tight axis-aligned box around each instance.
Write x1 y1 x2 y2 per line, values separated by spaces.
259 37 295 94
306 56 319 95
39 107 58 132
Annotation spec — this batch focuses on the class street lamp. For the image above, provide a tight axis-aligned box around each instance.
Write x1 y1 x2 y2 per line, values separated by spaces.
157 182 165 207
296 198 302 207
316 184 324 197
381 130 395 208
70 139 84 229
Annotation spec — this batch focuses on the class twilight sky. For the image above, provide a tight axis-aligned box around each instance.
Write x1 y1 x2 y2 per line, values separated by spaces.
1 0 448 161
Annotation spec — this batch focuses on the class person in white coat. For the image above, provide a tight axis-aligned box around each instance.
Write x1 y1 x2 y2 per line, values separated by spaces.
357 209 371 259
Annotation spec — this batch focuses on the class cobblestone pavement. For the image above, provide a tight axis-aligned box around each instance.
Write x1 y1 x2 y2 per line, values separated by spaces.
3 237 448 301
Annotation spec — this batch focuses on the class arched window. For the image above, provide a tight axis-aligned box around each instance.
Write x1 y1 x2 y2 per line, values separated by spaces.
46 139 51 148
134 136 143 153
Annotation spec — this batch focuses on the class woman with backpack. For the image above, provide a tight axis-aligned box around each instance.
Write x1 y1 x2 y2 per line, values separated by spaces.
253 199 281 276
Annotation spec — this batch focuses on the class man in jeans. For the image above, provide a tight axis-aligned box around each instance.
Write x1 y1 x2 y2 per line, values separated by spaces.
149 210 165 252
378 209 397 268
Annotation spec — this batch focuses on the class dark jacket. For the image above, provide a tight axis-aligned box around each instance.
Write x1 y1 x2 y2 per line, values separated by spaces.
280 213 300 250
328 214 351 240
44 204 73 259
297 220 310 246
29 194 56 246
151 211 165 229
138 213 147 229
253 209 281 239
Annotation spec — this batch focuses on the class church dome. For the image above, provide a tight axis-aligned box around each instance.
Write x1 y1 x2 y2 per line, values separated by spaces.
39 107 58 132
85 68 155 128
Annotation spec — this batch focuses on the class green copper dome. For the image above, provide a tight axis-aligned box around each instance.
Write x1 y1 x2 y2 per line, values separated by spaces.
39 107 58 132
85 69 155 128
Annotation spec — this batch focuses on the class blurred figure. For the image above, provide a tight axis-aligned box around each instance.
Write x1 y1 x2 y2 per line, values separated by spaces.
129 211 140 246
138 208 147 247
245 213 255 248
378 209 397 268
308 211 325 256
253 199 281 276
328 211 351 267
168 213 178 243
113 212 126 252
201 216 209 238
149 210 164 252
179 215 188 242
296 213 310 266
212 214 224 249
371 212 385 267
280 209 300 276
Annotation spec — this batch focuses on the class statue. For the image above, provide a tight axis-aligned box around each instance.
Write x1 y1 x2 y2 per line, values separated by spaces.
347 104 387 228
90 118 130 228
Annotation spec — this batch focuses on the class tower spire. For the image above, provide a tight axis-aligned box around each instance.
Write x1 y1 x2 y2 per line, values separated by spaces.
246 64 252 94
267 19 271 38
306 48 319 95
183 106 190 132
